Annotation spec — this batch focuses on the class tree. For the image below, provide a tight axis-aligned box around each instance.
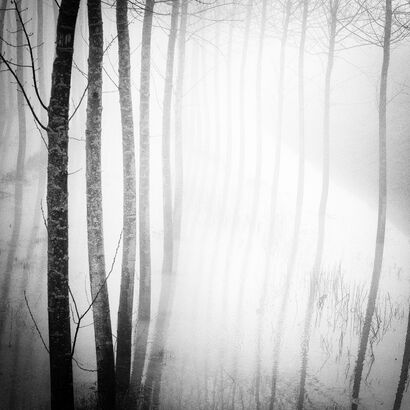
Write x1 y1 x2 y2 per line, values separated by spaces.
142 0 179 407
116 0 138 402
393 304 410 410
1 0 27 327
86 0 116 408
351 0 392 407
46 0 81 407
130 0 155 403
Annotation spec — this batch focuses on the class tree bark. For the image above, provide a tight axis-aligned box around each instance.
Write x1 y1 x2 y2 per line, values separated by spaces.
351 0 391 407
115 0 137 403
86 0 116 408
130 0 155 403
142 1 179 407
297 2 337 409
47 1 81 408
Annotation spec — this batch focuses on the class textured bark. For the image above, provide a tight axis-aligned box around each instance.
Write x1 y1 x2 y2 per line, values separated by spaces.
130 0 155 404
297 3 337 409
254 1 268 408
270 0 307 407
1 0 27 335
47 1 80 408
86 0 116 408
393 305 410 410
351 0 391 407
116 0 137 403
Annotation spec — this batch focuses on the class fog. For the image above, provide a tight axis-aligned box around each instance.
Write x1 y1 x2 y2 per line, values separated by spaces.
0 0 410 409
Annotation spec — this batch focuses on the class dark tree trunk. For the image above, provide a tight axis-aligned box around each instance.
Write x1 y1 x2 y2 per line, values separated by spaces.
297 3 337 409
351 0 391 407
142 0 179 408
115 0 137 403
130 0 155 403
86 0 116 408
393 304 410 410
47 1 81 408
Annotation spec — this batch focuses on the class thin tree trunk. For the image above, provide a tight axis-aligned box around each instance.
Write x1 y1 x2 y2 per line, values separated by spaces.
131 0 155 404
116 0 137 403
351 0 391 407
173 0 187 272
270 0 308 407
86 0 116 408
47 1 81 408
142 1 179 408
1 0 27 336
254 1 268 408
297 3 337 409
393 304 410 410
26 0 48 264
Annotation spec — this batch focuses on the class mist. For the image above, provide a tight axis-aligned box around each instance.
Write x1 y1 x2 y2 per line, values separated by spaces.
0 0 410 409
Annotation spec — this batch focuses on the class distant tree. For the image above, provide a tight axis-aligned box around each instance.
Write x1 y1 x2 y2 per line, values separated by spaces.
85 0 116 408
130 0 155 404
1 0 27 324
351 0 391 407
393 304 410 410
116 0 138 403
142 0 179 407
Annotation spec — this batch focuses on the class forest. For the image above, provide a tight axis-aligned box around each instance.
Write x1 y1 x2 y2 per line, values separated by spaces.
0 0 409 408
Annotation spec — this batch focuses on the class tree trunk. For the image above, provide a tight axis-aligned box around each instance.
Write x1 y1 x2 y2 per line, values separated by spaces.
173 0 188 271
142 1 179 408
297 3 337 409
86 0 116 408
351 0 391 407
47 1 81 408
393 304 410 410
1 0 27 336
0 0 7 138
115 0 137 403
130 0 155 403
270 0 307 406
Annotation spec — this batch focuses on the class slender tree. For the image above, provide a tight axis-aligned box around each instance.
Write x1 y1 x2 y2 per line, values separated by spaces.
270 0 308 406
116 0 137 402
296 1 339 408
47 0 81 408
142 0 179 407
130 0 155 402
1 0 27 326
253 0 268 407
86 0 116 408
393 304 410 410
351 0 391 407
